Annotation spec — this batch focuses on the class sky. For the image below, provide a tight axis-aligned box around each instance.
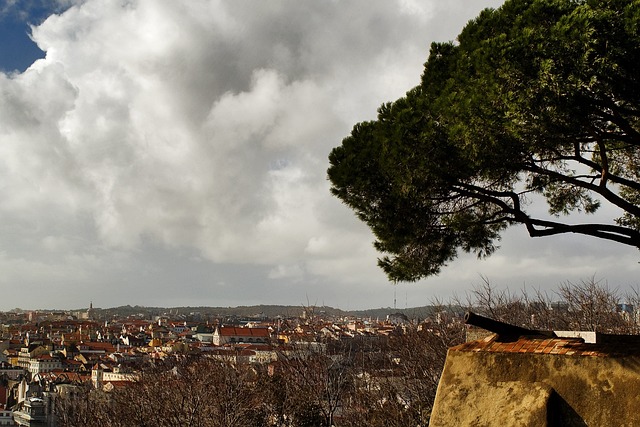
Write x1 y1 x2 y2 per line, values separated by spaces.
0 0 638 312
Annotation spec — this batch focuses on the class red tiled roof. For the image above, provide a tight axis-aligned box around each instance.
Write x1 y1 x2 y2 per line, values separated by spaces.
218 327 270 337
83 342 116 352
453 334 640 357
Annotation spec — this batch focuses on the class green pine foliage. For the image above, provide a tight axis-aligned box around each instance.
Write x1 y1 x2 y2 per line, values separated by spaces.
329 0 640 282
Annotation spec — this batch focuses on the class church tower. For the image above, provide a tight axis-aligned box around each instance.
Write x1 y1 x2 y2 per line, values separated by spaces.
87 301 94 320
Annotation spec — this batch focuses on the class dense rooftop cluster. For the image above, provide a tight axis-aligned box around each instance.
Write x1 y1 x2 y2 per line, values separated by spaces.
0 305 457 426
2 280 637 426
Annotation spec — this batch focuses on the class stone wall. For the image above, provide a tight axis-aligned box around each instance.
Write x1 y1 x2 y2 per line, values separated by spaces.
430 335 640 426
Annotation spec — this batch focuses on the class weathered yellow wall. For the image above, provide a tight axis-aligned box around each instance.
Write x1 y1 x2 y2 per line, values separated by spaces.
430 349 640 426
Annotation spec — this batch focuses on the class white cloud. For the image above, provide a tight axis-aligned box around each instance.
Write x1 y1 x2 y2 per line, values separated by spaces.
3 0 629 311
398 0 435 21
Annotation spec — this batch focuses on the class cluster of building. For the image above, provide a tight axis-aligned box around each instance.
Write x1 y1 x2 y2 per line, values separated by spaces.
0 304 421 426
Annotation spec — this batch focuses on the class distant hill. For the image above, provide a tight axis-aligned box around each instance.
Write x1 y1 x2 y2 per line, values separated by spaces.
76 304 448 321
350 306 442 320
93 304 346 320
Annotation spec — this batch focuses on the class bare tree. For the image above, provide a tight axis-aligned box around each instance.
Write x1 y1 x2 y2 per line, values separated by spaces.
54 382 113 427
275 341 355 427
340 304 464 427
83 356 265 427
556 277 626 333
465 276 636 334
623 285 640 334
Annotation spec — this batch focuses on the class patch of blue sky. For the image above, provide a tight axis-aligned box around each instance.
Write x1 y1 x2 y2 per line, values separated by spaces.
0 1 71 73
